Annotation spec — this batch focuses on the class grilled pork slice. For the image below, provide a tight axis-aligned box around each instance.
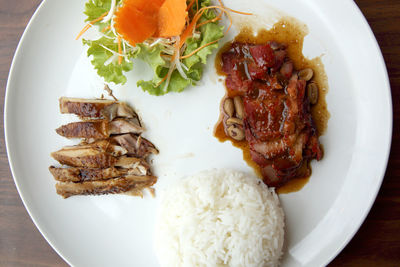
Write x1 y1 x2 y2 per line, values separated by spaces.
51 145 116 168
51 141 149 168
111 134 158 158
49 166 120 182
49 164 152 182
56 175 157 198
49 166 122 182
56 118 143 139
115 156 151 171
81 139 128 156
59 97 137 120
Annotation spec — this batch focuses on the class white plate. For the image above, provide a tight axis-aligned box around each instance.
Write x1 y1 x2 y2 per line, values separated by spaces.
5 0 392 266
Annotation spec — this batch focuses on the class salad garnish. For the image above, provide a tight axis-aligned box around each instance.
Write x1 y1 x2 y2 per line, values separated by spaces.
78 0 250 95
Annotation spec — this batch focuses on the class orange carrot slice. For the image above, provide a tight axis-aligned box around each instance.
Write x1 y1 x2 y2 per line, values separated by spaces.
114 0 165 46
157 0 187 37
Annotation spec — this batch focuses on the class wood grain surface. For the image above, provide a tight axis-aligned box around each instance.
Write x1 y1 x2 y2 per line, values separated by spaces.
0 0 399 266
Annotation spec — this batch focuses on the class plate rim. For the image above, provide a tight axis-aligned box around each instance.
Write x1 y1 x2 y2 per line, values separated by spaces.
319 1 393 264
3 0 74 265
4 0 393 266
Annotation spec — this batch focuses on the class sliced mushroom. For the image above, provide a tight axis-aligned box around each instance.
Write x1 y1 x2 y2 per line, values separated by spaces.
226 117 243 126
223 98 234 117
233 96 244 119
227 124 245 141
307 82 319 105
298 68 314 81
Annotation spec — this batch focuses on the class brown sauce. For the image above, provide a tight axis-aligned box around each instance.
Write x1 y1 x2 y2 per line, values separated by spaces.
214 18 329 194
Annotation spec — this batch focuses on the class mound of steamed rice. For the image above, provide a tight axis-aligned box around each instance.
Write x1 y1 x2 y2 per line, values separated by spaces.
154 169 285 267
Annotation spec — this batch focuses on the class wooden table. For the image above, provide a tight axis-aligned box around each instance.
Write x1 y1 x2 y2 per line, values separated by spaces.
0 0 399 266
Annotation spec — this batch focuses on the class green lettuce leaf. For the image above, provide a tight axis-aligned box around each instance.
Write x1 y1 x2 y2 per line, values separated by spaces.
83 37 136 85
84 0 121 29
136 44 166 85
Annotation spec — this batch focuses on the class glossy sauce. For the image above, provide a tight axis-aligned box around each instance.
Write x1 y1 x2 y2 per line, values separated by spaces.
214 19 329 194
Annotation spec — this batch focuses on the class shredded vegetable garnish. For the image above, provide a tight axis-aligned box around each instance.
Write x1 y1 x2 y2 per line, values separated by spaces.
101 25 111 33
178 5 234 48
117 35 122 64
180 39 220 59
76 11 108 40
78 0 251 94
102 0 117 23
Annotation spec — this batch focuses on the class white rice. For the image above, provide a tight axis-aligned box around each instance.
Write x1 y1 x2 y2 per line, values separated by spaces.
154 169 285 267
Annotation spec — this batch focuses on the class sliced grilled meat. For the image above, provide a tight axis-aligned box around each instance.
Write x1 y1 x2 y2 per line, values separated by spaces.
50 141 149 169
49 164 152 182
81 139 128 157
59 97 137 120
56 175 157 198
220 41 322 187
101 102 137 121
115 156 151 171
109 118 143 135
49 166 124 182
56 120 108 139
51 145 116 168
111 134 158 158
52 97 159 198
56 118 143 139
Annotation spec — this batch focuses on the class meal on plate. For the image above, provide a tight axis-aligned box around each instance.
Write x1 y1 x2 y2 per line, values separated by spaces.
215 20 328 190
49 97 158 198
154 169 284 267
77 0 249 95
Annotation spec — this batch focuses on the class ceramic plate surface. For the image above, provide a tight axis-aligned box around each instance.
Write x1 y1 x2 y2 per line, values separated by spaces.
5 0 391 266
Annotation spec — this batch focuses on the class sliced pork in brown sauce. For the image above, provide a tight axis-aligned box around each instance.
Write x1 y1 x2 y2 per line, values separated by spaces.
219 41 322 187
50 96 158 198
